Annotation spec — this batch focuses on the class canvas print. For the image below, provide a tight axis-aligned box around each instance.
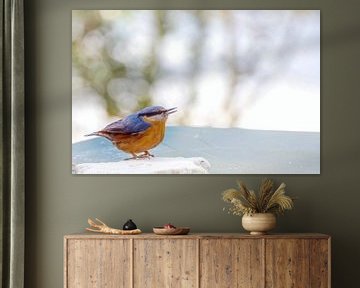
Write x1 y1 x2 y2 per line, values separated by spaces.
72 10 320 174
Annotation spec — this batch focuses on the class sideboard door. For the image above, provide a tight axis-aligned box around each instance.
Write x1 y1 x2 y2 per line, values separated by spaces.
133 239 198 288
200 239 264 288
265 238 329 288
66 239 131 288
266 239 309 287
309 239 330 288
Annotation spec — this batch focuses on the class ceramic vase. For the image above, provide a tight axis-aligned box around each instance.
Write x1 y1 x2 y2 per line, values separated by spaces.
242 213 276 235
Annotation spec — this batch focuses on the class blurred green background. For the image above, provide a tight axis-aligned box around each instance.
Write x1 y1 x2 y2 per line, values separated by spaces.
72 10 320 142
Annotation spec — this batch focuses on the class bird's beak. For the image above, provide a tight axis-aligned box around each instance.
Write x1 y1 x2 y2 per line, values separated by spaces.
165 107 177 115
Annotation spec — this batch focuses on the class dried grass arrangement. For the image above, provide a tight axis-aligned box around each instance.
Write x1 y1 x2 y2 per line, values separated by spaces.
222 179 294 216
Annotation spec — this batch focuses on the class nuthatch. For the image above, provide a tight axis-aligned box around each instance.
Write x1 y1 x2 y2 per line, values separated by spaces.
86 106 177 160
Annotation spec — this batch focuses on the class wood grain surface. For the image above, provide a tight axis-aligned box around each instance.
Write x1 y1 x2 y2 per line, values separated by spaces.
133 239 198 288
200 239 264 288
65 239 131 288
265 239 310 287
64 234 330 288
309 239 330 288
65 232 330 240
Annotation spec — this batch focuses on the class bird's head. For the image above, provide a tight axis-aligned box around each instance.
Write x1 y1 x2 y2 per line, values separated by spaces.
138 106 177 123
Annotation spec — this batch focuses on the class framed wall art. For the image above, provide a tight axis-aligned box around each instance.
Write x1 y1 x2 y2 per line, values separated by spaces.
72 10 320 174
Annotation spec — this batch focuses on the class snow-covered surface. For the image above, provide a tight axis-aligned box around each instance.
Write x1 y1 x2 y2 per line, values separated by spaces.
73 157 210 174
72 126 320 174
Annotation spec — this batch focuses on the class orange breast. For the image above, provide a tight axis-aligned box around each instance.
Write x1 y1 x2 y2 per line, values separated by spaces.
112 121 166 154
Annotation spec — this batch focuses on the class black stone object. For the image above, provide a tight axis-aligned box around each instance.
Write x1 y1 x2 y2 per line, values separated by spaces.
123 219 137 230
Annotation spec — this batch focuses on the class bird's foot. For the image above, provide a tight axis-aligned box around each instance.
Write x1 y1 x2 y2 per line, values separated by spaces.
124 153 141 160
136 153 152 159
124 153 152 160
124 156 137 161
144 151 154 157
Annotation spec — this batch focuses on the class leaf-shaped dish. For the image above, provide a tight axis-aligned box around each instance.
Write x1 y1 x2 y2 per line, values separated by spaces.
153 227 190 235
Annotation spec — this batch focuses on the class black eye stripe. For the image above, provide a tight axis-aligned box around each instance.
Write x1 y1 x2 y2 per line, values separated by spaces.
139 111 164 117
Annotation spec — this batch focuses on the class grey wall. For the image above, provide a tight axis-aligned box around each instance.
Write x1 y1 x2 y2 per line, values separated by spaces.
25 0 360 287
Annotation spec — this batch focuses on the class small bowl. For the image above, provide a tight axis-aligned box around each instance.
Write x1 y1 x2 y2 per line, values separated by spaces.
153 227 190 235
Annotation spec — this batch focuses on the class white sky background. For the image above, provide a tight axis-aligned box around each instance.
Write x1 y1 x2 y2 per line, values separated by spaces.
72 10 320 143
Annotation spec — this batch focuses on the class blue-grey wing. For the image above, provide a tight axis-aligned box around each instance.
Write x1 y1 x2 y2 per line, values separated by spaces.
101 114 151 134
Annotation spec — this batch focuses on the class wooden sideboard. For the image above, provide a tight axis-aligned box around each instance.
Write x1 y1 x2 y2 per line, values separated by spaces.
64 233 330 288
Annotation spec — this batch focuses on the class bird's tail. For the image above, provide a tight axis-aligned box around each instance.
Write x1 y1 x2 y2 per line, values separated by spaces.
85 131 113 141
85 132 100 137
